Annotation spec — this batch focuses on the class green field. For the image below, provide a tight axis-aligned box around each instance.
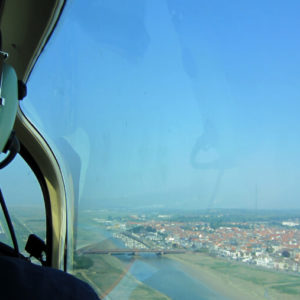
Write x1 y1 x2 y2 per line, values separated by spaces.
0 206 46 254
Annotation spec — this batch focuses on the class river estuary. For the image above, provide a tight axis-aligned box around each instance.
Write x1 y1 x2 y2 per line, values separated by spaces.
81 224 228 299
105 254 228 300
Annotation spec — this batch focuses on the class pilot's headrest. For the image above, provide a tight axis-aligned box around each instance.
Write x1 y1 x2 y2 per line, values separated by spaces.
0 51 20 168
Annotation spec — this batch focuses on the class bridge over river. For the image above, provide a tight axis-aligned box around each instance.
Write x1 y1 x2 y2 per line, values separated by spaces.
80 248 186 255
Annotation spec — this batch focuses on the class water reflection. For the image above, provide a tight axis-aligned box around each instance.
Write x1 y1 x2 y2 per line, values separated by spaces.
106 254 227 300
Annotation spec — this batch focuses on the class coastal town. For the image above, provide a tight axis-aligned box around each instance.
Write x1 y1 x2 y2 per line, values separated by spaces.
94 211 300 274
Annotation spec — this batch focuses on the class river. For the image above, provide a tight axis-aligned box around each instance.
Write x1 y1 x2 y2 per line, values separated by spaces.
80 223 228 299
104 253 228 300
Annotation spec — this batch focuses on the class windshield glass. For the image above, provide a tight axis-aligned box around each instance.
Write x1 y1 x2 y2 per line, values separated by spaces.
0 155 45 256
23 0 300 299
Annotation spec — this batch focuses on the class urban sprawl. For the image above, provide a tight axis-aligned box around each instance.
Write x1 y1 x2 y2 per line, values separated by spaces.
94 212 300 273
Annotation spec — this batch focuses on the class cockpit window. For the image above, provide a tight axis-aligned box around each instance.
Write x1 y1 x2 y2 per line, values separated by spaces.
0 155 45 256
22 0 300 298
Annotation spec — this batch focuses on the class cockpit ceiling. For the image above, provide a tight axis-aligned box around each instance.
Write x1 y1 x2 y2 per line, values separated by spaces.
0 0 65 82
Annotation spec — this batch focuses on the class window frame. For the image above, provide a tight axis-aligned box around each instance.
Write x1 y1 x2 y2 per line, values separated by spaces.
14 109 69 270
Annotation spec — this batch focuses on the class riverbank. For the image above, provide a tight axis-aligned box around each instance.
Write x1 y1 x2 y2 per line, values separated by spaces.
167 253 300 300
75 251 171 299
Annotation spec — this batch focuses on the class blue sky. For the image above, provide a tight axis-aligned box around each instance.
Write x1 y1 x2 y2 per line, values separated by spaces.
8 0 300 210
